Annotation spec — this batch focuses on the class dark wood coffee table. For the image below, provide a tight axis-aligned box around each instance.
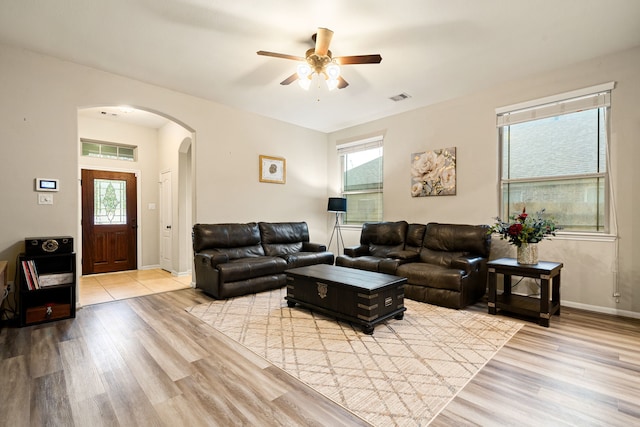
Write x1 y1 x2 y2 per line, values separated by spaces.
285 264 407 335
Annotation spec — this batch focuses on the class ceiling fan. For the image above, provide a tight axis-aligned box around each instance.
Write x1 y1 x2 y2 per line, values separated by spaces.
257 28 382 90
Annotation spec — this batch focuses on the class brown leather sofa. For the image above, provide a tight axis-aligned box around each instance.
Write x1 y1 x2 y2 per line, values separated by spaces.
336 222 491 309
193 222 334 299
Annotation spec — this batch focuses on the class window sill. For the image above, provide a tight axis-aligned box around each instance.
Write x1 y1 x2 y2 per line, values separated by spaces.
552 232 617 242
341 224 366 230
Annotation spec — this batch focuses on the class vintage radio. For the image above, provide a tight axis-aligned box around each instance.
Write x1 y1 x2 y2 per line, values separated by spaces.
25 236 74 255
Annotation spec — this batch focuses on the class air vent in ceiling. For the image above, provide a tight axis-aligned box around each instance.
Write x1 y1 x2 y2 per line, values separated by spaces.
389 93 411 102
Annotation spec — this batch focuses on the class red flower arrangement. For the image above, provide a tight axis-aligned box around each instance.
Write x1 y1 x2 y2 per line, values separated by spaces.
489 208 559 247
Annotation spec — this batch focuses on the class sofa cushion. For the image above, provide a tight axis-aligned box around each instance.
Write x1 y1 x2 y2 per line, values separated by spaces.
193 223 264 255
217 256 287 282
218 274 288 299
281 251 334 269
422 223 490 257
259 222 309 256
335 255 381 273
360 221 408 257
216 245 266 261
419 248 467 267
405 223 427 253
396 263 465 292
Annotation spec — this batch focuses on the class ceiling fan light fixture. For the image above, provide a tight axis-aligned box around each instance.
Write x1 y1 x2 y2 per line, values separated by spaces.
257 28 382 91
298 76 312 90
296 63 311 79
326 77 339 91
325 62 340 91
326 62 340 80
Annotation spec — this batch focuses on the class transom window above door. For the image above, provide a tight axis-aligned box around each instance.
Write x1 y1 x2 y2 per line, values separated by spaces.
81 138 137 161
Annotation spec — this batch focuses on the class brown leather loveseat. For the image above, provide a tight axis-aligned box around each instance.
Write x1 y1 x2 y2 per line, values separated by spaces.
193 222 334 299
336 222 491 309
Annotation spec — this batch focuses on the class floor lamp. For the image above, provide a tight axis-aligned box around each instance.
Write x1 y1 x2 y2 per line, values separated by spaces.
327 197 347 255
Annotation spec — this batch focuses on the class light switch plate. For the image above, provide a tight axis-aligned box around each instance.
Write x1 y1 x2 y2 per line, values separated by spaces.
38 193 54 205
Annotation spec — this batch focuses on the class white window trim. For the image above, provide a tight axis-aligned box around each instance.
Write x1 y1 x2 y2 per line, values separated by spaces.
337 135 384 155
495 83 615 238
551 232 617 243
81 138 137 161
337 133 384 224
495 82 615 115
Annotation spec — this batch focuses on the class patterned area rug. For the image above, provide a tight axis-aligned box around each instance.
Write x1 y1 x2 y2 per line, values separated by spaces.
186 288 522 426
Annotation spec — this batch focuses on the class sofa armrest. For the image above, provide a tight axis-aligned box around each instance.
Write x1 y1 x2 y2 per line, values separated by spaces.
451 255 485 274
343 245 369 257
302 242 327 252
386 250 420 262
195 251 229 268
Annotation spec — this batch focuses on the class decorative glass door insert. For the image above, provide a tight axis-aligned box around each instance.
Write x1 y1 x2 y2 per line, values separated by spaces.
94 179 127 224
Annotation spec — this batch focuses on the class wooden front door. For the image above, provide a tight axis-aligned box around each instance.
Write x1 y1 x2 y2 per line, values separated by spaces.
82 169 137 274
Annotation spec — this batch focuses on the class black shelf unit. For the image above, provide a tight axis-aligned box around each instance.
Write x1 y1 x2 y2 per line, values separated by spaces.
18 252 76 326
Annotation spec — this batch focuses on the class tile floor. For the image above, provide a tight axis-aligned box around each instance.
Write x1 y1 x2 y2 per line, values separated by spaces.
79 269 192 306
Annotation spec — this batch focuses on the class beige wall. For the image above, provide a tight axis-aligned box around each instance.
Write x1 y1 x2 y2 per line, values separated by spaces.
1 41 637 317
0 43 330 286
329 46 640 317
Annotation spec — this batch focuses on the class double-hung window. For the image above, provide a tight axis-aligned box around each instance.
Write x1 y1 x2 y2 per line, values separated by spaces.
338 135 384 224
496 82 614 233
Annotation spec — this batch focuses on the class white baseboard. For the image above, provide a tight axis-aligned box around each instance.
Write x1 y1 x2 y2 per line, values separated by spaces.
173 270 192 277
562 300 640 320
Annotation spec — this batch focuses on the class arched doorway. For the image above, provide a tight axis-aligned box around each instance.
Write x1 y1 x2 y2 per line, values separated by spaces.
77 106 195 302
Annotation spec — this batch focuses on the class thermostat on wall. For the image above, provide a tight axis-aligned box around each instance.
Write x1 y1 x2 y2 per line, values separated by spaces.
35 178 59 192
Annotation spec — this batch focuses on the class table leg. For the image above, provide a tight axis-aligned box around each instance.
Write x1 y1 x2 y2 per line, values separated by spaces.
488 269 497 315
503 274 512 297
539 275 550 327
553 272 561 316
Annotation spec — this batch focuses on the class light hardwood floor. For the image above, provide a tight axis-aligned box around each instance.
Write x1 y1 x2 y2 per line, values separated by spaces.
1 288 639 426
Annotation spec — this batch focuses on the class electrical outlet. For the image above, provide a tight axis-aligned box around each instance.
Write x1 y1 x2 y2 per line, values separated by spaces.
6 281 13 292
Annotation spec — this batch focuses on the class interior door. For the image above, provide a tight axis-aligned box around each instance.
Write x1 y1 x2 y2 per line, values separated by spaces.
82 169 137 274
160 170 172 271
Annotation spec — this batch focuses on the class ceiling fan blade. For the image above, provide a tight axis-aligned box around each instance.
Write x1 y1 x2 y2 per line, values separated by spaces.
337 76 349 89
280 73 299 85
335 54 382 65
257 51 305 61
314 28 333 56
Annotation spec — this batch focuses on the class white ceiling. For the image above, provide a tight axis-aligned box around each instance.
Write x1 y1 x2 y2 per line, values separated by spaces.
78 106 171 129
2 0 640 133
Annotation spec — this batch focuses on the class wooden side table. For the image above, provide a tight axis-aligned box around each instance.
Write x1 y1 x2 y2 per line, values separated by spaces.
487 257 563 327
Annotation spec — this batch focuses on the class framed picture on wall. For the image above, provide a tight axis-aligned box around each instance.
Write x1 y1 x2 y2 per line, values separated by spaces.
410 147 456 197
259 155 286 184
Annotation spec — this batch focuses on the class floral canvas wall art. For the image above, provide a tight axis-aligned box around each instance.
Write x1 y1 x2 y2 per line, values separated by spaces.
411 147 456 197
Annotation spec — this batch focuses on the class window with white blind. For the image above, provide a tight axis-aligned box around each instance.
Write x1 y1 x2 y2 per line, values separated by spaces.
338 135 384 224
496 82 614 233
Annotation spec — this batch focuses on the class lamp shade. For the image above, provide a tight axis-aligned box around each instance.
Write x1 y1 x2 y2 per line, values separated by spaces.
327 197 347 212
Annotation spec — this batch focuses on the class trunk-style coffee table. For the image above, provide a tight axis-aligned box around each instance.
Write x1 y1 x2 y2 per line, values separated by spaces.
285 264 407 335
